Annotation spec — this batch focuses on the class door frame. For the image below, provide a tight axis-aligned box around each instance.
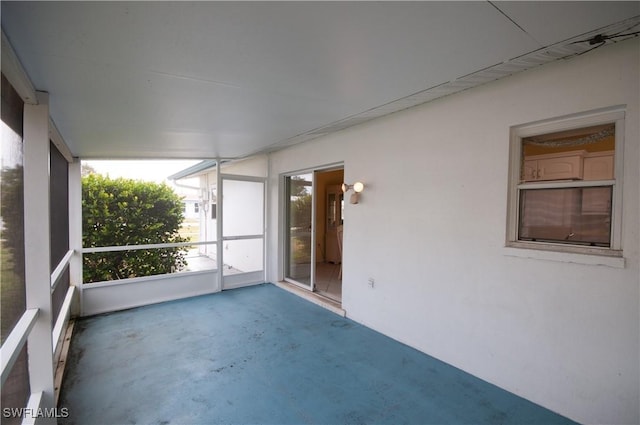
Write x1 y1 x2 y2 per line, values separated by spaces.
219 173 267 290
280 162 344 292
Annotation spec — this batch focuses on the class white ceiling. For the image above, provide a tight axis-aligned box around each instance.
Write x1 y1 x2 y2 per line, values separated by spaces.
2 1 638 159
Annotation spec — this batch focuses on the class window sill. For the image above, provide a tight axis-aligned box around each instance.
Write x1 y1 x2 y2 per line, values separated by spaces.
504 242 625 268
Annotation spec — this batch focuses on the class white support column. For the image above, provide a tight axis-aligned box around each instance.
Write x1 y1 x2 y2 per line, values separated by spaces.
68 159 83 316
263 155 270 284
216 159 223 290
23 91 56 420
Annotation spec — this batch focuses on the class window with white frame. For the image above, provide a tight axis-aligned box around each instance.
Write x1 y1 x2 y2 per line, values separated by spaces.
507 108 624 255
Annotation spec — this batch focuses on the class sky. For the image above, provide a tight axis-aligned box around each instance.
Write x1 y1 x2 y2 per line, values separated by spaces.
83 159 200 183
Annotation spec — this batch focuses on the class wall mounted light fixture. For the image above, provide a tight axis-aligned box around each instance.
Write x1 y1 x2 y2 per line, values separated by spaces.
342 181 365 204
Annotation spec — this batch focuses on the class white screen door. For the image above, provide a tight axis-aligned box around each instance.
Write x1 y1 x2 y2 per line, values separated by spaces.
221 176 265 289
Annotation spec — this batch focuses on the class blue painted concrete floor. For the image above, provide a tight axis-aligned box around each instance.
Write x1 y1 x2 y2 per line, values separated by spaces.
59 284 577 425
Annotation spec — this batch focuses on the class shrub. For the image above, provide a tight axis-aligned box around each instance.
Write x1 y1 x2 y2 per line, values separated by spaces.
82 174 188 283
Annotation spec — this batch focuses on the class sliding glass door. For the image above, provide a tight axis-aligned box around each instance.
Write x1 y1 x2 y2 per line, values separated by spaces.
285 173 313 289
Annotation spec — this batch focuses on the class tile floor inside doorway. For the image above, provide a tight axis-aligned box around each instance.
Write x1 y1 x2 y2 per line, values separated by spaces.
314 262 342 302
286 262 342 303
59 284 577 425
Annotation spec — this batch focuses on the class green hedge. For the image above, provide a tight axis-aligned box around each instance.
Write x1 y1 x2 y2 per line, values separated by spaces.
82 174 188 283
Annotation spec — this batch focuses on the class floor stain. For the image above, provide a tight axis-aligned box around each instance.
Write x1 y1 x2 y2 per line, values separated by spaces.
58 284 578 425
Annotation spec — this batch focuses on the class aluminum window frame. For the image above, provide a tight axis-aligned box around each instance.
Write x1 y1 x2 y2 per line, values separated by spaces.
506 107 625 258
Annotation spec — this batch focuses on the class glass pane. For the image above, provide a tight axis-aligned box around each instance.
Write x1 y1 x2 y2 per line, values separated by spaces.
519 187 612 246
1 74 30 418
1 120 26 341
521 123 615 182
286 174 313 285
83 244 217 283
1 345 30 425
50 142 70 325
197 185 217 243
82 159 201 250
222 179 264 237
81 160 204 282
327 193 336 227
51 268 70 325
184 243 217 273
223 238 263 275
50 142 69 269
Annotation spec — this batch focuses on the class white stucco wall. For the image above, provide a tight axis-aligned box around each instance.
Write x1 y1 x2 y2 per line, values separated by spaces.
266 39 639 424
222 154 268 178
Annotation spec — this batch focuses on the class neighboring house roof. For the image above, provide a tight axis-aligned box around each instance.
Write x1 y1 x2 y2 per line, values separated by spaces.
167 160 218 181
